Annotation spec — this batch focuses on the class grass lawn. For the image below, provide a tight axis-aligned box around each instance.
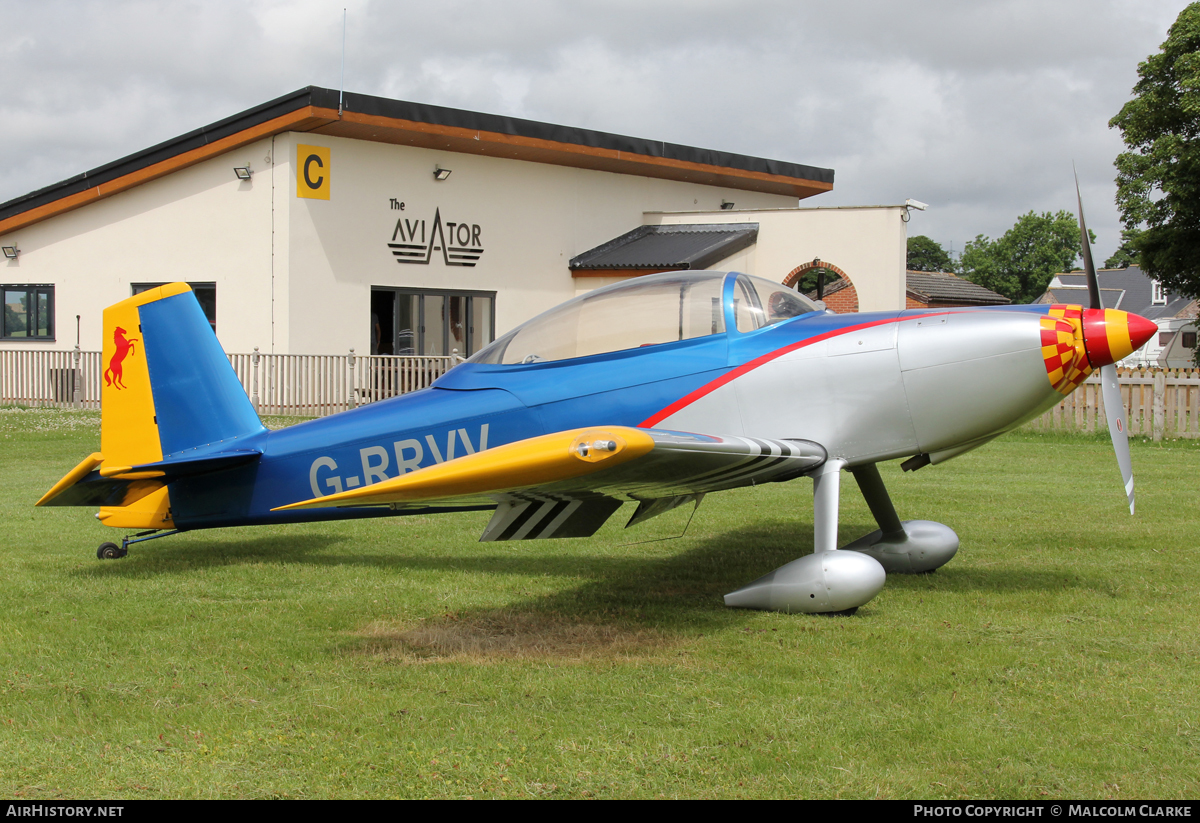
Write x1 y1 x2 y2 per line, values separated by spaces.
1 408 1198 799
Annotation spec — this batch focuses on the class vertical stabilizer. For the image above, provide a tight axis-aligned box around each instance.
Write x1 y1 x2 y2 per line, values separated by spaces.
101 283 265 468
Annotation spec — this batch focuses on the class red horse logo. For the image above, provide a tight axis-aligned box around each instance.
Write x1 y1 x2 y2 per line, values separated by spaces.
104 326 139 390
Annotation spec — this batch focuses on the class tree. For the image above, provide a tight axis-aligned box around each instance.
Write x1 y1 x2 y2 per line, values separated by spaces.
958 211 1090 304
1110 3 1200 297
1104 228 1144 269
907 235 954 272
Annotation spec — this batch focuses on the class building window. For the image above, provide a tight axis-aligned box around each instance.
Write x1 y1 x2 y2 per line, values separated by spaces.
1152 280 1167 306
371 288 495 357
2 285 54 340
132 283 216 333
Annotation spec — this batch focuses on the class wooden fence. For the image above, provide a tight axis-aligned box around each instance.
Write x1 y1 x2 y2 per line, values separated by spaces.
0 348 460 416
1027 367 1200 440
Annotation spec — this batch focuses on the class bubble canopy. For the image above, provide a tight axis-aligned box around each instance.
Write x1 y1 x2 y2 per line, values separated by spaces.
470 271 820 366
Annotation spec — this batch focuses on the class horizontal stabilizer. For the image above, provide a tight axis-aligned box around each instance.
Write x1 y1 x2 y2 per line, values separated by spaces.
37 448 262 508
108 449 262 480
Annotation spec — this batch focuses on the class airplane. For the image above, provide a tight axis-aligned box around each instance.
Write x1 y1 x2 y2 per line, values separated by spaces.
36 199 1155 615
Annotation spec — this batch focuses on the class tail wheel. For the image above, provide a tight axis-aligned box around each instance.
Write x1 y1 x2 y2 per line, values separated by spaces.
97 542 127 560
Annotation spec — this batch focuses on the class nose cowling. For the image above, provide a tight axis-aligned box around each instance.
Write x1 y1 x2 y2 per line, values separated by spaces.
1081 309 1157 368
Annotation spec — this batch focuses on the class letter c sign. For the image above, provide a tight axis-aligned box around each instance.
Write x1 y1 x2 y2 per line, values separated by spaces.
297 144 331 200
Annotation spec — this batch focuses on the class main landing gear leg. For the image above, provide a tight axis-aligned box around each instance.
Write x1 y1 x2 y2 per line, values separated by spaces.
841 463 958 573
724 460 886 614
95 529 180 560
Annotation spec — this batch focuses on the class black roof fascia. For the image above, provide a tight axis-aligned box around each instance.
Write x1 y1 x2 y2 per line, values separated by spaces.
334 89 832 183
1 87 833 224
569 223 759 270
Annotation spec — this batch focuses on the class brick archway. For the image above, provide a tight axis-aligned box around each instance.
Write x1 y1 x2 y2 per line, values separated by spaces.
782 262 858 313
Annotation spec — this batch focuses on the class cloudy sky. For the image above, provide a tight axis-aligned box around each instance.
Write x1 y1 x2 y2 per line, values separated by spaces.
1 0 1190 263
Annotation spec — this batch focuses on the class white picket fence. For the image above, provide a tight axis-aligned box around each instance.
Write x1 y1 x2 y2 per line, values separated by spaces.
0 348 460 416
5 350 1198 437
0 349 105 409
227 350 460 416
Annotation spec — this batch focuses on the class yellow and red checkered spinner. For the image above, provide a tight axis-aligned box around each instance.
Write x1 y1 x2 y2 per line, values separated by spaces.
1041 305 1092 396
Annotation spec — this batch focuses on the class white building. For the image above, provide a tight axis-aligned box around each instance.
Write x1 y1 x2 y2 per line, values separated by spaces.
1 87 911 357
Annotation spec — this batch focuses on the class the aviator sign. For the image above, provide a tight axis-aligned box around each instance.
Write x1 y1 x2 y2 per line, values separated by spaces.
387 207 484 267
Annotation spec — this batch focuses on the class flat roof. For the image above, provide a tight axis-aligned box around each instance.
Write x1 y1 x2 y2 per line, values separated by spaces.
0 87 834 236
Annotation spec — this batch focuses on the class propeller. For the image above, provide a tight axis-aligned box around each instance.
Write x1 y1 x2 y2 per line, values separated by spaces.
1074 170 1136 514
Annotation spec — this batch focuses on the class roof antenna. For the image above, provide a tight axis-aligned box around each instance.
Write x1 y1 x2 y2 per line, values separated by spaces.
338 7 346 117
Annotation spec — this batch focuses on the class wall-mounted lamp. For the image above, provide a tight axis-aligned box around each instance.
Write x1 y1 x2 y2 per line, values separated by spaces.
433 167 452 181
233 166 253 181
1 245 18 260
720 200 735 210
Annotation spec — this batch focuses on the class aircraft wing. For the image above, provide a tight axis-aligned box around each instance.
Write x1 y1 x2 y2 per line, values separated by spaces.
274 426 826 541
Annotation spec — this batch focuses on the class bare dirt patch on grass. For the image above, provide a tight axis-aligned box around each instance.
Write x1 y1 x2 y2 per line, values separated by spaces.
353 608 673 663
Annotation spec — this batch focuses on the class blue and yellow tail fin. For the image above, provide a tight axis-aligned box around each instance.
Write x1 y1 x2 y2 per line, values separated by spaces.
39 284 266 528
111 283 264 459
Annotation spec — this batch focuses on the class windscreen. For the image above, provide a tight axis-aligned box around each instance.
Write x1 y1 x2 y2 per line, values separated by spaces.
471 272 728 365
734 273 819 332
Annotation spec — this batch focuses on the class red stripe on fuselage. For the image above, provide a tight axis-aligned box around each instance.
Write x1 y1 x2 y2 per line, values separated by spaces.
638 311 973 428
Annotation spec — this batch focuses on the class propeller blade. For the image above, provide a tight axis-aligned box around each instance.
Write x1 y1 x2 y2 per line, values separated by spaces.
1075 170 1134 513
1100 365 1135 514
1074 167 1103 311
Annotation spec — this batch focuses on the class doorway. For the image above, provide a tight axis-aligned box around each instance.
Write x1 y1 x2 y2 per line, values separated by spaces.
370 288 495 357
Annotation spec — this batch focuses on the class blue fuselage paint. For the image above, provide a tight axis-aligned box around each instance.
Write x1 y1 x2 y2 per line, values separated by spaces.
168 301 1054 531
